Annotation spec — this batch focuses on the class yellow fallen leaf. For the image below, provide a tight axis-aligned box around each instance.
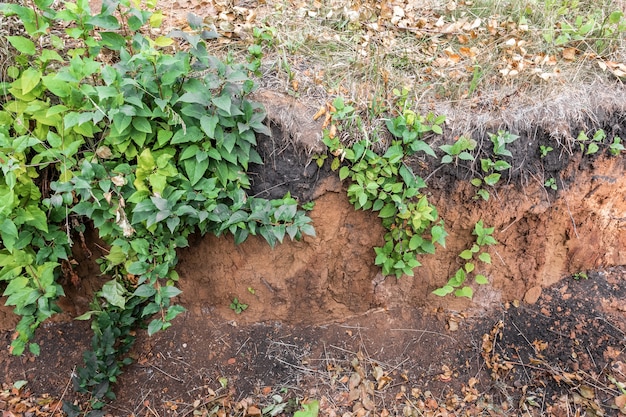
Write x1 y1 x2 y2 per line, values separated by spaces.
615 394 626 412
579 385 595 399
562 47 577 61
313 106 326 121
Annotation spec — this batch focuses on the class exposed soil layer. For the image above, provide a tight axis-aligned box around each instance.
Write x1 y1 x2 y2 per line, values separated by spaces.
174 147 626 326
2 132 626 324
2 114 626 330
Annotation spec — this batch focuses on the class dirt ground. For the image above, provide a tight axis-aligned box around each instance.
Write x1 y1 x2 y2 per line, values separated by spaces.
1 266 626 416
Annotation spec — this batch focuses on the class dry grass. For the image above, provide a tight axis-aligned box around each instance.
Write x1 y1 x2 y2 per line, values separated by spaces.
159 0 626 149
3 0 625 146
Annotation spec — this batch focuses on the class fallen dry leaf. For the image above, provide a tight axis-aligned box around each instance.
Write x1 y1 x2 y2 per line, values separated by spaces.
615 394 626 413
246 405 262 416
578 385 594 400
562 47 577 61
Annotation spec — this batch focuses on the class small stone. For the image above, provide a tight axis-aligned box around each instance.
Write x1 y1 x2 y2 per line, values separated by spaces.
447 319 459 332
524 286 542 304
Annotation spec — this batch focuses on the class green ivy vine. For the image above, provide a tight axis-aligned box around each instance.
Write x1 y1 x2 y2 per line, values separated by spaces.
0 0 313 409
323 93 447 279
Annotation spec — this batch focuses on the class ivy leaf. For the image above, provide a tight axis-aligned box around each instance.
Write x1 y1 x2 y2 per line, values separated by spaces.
200 115 218 138
454 286 474 299
0 218 19 252
475 274 489 285
160 285 182 299
478 252 492 264
294 400 319 417
132 117 152 134
212 94 232 115
105 245 127 266
29 343 40 356
100 280 127 309
20 67 42 94
8 36 36 55
379 203 396 218
99 32 126 49
339 166 350 180
165 305 186 321
586 142 599 155
147 319 163 336
2 276 28 297
382 144 404 164
432 285 454 296
127 261 149 275
133 284 156 297
409 234 423 251
484 173 501 186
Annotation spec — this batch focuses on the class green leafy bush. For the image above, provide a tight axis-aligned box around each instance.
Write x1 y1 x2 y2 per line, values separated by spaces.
324 95 447 278
0 0 313 406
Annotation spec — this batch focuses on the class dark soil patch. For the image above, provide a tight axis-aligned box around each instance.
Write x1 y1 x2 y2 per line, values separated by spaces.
248 128 332 202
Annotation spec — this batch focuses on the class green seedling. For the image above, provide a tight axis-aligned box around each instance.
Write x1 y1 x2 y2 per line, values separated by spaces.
440 136 476 164
610 136 624 156
470 131 517 201
433 220 497 299
539 145 553 158
544 177 557 190
230 298 248 314
577 129 605 155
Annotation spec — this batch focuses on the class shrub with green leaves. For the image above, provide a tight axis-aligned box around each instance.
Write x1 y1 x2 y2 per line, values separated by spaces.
0 0 313 407
324 95 447 279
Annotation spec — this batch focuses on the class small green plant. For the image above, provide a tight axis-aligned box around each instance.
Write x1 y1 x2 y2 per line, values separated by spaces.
230 297 248 314
262 394 301 417
301 201 315 211
433 220 497 299
544 7 626 55
294 400 319 417
539 145 553 158
439 136 476 165
471 131 518 201
577 129 605 155
573 271 588 280
489 130 518 158
324 93 447 278
248 26 276 75
311 153 328 168
609 136 624 156
544 177 557 190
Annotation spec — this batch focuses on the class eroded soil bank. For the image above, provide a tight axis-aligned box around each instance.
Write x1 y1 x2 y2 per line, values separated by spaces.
1 139 626 329
174 152 626 325
1 131 626 415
